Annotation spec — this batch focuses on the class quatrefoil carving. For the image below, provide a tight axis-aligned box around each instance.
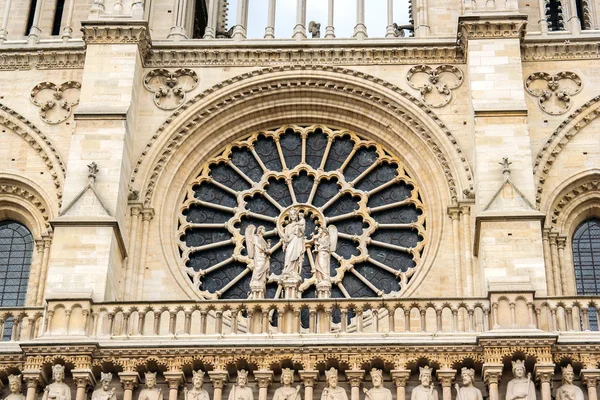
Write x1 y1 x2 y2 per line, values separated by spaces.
30 81 81 124
525 72 582 115
406 65 463 108
143 68 199 110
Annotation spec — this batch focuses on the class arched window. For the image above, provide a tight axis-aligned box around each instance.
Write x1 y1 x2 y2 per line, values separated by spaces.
572 218 600 330
546 0 565 31
0 221 33 340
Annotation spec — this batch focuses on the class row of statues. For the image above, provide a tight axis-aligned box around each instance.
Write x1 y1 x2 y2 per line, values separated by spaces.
1 362 586 400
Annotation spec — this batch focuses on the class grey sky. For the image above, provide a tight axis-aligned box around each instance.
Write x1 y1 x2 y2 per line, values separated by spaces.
226 0 411 39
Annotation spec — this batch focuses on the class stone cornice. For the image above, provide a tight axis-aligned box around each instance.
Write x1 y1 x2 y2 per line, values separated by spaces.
522 34 600 61
0 46 85 70
81 20 151 59
457 14 528 56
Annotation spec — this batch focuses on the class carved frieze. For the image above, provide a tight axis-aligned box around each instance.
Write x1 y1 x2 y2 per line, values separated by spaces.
525 72 582 115
407 65 463 108
30 81 81 124
143 69 199 110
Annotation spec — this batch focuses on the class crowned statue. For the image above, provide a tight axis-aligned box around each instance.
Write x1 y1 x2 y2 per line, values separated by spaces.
42 365 71 400
184 371 209 400
228 370 253 400
92 373 116 400
411 366 438 400
454 368 482 400
245 225 272 298
138 372 163 400
556 365 584 400
4 375 25 400
281 209 306 280
363 369 392 400
273 368 301 400
321 368 348 400
505 360 536 400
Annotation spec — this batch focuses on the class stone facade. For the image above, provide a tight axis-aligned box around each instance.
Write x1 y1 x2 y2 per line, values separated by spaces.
1 2 600 400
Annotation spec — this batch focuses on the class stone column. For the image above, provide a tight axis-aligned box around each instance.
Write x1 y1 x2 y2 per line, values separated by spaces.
209 371 229 400
136 208 155 299
232 0 249 40
61 0 77 40
391 370 410 400
567 0 582 34
325 0 335 38
168 0 188 39
293 0 307 39
448 207 463 296
36 236 52 305
264 0 276 38
542 228 555 295
72 370 95 400
353 0 367 39
118 372 140 400
534 364 555 400
22 371 41 400
164 371 183 400
0 0 12 42
437 370 456 400
255 371 273 400
537 0 549 33
557 236 572 294
345 370 364 400
385 0 395 37
27 0 45 43
482 364 503 400
582 370 600 400
299 371 319 400
203 0 219 38
549 232 562 295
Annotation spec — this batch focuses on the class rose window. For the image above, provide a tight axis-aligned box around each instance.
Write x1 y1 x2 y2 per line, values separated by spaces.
178 125 426 299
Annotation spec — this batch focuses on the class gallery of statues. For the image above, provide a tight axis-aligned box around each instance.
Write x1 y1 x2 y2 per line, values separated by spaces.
2 2 600 400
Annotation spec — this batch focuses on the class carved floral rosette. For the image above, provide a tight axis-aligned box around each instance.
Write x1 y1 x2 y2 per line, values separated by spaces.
525 71 582 115
406 65 463 108
178 125 426 300
29 81 81 124
143 68 199 110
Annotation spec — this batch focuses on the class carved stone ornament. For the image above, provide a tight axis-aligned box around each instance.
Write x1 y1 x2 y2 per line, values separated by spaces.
143 69 199 110
29 81 81 124
407 65 463 108
525 72 582 115
178 125 426 300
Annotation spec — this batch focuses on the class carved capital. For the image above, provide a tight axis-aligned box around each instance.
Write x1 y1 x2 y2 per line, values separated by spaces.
437 369 457 388
254 371 273 389
118 371 140 392
482 364 503 386
163 371 184 390
299 370 319 387
81 21 151 58
22 370 42 390
208 371 229 390
447 206 461 221
534 364 555 384
345 370 364 388
72 369 96 390
458 14 527 43
390 370 411 387
581 370 600 388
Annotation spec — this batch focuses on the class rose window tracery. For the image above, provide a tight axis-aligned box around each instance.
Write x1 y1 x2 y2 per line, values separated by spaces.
178 125 426 299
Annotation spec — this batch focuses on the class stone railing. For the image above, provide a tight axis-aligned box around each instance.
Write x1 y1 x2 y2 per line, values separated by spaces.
2 294 600 343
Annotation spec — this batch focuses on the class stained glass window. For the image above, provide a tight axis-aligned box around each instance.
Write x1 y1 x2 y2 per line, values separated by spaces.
573 218 600 330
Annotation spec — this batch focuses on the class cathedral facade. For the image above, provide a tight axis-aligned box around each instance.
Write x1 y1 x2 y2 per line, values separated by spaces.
0 2 599 400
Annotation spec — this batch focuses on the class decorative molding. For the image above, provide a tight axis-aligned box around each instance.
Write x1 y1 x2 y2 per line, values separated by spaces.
0 48 85 71
145 42 463 67
0 180 51 229
30 81 81 124
406 65 463 108
534 95 600 206
551 179 600 225
0 104 66 203
81 21 151 60
457 14 528 55
522 37 600 61
143 69 199 110
129 65 473 208
525 72 582 115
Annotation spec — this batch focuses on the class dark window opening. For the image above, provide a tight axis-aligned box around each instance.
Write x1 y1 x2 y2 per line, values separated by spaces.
51 0 66 36
573 218 600 330
576 0 593 30
193 0 208 39
546 0 565 31
25 0 38 35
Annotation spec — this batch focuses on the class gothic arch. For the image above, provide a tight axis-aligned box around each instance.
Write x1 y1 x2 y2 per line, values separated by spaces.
534 95 600 207
0 103 66 204
130 65 473 206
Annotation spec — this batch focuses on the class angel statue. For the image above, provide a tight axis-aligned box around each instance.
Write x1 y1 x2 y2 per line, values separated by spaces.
246 225 272 297
4 375 25 400
311 225 337 284
309 21 321 38
42 365 71 400
281 208 306 280
92 373 117 400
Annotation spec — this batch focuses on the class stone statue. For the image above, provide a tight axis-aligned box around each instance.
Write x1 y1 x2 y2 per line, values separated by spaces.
92 373 116 400
411 366 438 400
454 368 482 400
228 370 253 400
273 368 301 400
282 209 306 279
246 225 272 297
556 365 584 400
309 21 321 38
363 369 392 400
42 365 71 400
310 225 337 284
505 360 535 400
184 371 209 400
321 368 348 400
4 375 25 400
138 372 163 400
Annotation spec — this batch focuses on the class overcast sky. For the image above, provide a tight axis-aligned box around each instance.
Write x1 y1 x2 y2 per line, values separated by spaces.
226 0 411 39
